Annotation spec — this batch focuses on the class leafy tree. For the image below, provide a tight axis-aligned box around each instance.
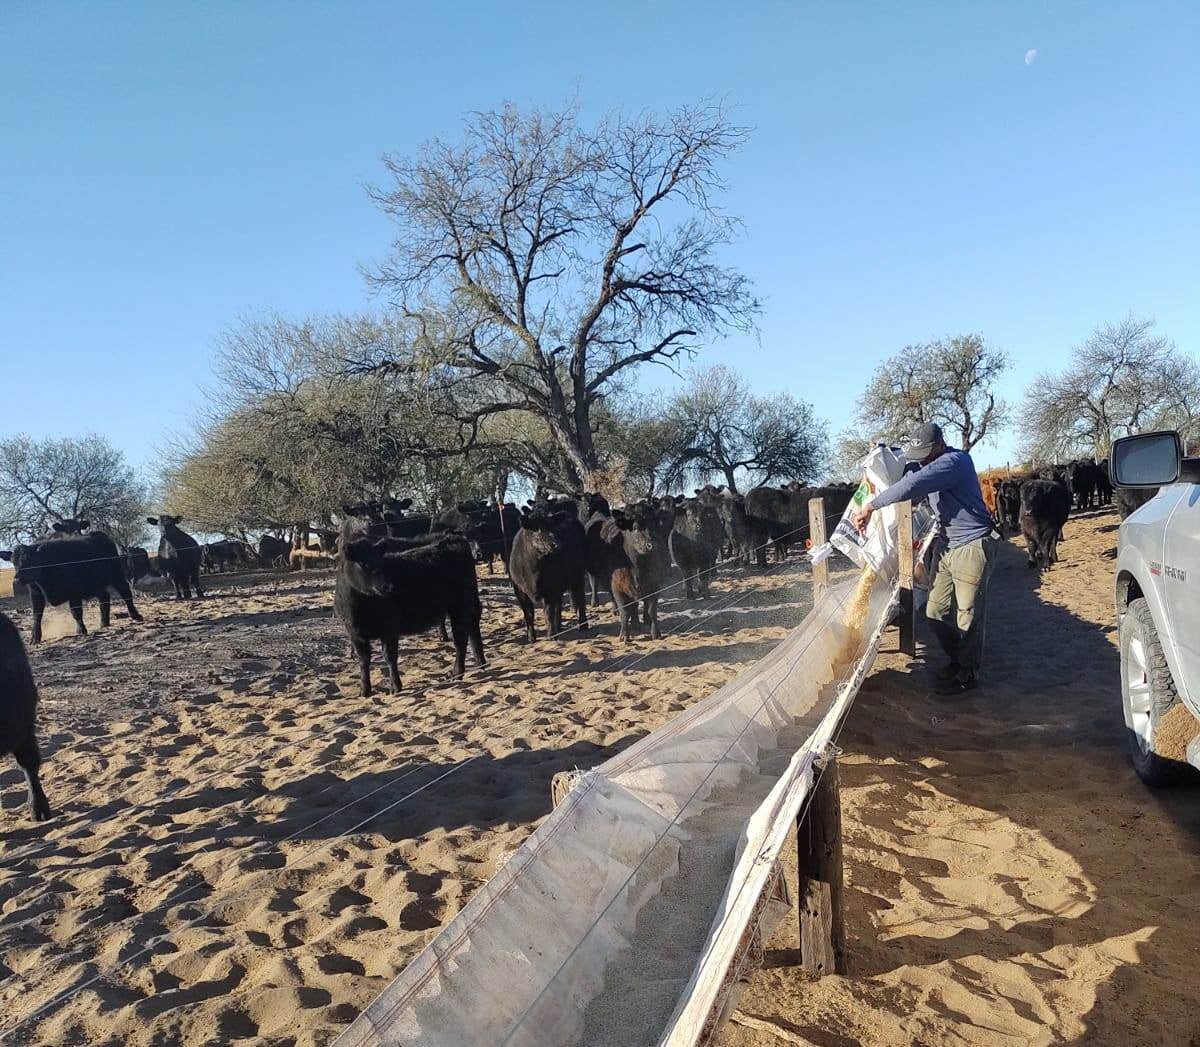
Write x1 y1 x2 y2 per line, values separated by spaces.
664 365 827 493
1019 316 1200 460
855 334 1009 451
365 101 759 488
0 434 147 546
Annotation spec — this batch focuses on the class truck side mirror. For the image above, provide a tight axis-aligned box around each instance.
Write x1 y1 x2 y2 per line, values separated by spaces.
1110 431 1181 488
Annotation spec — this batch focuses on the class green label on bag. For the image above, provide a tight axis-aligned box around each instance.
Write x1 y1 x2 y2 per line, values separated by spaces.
851 480 870 507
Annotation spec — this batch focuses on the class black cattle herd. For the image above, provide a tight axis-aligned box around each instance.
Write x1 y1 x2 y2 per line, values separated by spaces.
0 459 1151 824
992 457 1153 570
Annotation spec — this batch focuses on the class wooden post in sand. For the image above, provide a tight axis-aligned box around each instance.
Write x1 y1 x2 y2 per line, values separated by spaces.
897 501 916 656
797 747 844 976
808 496 828 599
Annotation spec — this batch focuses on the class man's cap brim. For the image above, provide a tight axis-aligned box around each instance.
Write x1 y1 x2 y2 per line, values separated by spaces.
905 442 935 460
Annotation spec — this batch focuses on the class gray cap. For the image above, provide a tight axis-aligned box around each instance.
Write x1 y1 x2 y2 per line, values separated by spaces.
904 422 944 462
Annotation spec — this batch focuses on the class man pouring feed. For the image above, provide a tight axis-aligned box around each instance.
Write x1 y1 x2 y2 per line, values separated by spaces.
851 422 998 695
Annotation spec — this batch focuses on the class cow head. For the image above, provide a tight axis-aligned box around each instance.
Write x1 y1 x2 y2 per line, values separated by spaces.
2 545 32 585
52 519 89 535
341 538 395 595
582 492 611 517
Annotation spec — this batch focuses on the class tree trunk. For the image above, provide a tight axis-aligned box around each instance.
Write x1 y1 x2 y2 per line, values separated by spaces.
545 406 600 492
722 464 740 495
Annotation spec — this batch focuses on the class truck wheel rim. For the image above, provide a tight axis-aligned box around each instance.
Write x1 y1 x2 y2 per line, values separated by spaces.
1126 634 1153 752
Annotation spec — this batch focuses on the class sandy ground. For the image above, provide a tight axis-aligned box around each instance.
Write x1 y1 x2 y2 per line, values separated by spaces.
0 554 834 1046
720 508 1200 1047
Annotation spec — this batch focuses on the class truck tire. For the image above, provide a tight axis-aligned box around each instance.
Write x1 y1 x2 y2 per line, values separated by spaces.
1120 597 1196 786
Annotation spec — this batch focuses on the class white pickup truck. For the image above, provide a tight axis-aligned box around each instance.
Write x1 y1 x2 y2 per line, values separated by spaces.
1113 430 1200 785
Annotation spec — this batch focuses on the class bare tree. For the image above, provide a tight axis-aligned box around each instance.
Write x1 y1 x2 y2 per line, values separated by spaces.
164 313 547 532
828 429 875 482
1020 315 1200 460
364 101 759 488
0 434 147 546
856 334 1009 451
664 365 828 494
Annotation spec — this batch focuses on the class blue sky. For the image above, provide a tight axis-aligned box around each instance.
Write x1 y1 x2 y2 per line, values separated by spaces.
3 1 1197 473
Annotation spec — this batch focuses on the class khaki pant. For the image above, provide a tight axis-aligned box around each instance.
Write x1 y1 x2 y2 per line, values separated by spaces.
926 535 997 679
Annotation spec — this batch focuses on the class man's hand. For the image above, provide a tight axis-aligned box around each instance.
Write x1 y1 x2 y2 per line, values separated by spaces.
851 503 874 535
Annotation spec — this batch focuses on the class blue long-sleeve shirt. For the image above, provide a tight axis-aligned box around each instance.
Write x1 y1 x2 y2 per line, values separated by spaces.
869 448 994 547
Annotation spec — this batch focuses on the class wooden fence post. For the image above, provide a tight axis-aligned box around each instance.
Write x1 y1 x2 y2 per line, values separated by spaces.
897 501 915 656
808 496 828 600
797 747 844 976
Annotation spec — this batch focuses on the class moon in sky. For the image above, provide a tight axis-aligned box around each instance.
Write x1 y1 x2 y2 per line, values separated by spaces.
1025 48 1038 65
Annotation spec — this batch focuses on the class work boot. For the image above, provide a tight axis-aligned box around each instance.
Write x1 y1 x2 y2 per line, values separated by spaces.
933 673 978 697
934 661 961 682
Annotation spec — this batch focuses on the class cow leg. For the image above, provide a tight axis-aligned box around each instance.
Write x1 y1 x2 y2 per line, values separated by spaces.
68 597 88 636
438 619 449 642
645 596 661 639
353 637 373 697
382 634 402 693
99 592 112 627
28 589 45 644
12 735 52 822
572 582 588 632
514 590 537 642
193 570 205 598
112 576 143 622
448 618 468 679
614 592 632 642
468 612 486 667
589 572 600 608
546 597 563 638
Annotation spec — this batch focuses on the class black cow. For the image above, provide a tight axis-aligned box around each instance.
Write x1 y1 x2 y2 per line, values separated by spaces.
1067 460 1098 511
48 518 90 537
202 539 250 574
998 480 1023 533
429 501 521 573
0 611 52 821
608 502 674 641
1036 463 1071 486
509 510 589 640
336 534 485 696
1115 486 1158 520
0 530 143 643
669 497 725 599
743 485 815 564
1095 459 1113 506
258 534 290 568
123 546 152 583
703 488 758 565
147 515 204 599
1019 480 1072 569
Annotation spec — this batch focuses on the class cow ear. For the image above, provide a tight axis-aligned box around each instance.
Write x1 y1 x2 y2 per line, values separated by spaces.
399 498 413 510
79 520 89 530
52 522 65 532
147 517 158 525
0 550 11 561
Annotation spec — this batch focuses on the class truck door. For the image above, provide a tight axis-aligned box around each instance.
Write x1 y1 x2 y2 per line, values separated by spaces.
1164 484 1200 706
